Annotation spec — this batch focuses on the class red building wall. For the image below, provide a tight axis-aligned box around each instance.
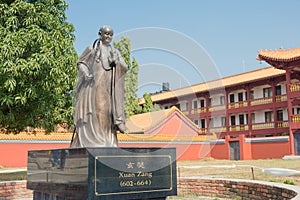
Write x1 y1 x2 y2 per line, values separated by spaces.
146 112 199 136
0 143 69 167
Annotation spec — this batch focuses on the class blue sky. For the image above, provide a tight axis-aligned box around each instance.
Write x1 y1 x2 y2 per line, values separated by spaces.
66 0 300 97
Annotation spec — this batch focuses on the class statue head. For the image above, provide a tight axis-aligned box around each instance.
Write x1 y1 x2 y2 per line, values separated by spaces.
99 25 114 45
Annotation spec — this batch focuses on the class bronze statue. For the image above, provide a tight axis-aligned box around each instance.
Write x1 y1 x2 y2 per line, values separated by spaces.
71 25 128 148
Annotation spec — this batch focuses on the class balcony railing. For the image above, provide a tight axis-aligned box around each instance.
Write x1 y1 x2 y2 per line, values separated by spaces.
191 107 206 114
181 110 190 115
228 101 248 109
292 114 300 123
188 95 288 115
229 125 249 132
197 121 288 135
250 97 273 106
208 105 226 112
210 127 227 133
276 95 287 102
252 122 274 130
277 121 289 128
290 82 300 92
199 128 207 134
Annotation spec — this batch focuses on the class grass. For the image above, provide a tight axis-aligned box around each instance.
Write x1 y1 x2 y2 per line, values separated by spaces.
177 158 300 185
170 158 300 199
0 171 27 181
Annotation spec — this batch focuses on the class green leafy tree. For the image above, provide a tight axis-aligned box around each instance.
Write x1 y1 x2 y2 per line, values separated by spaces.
143 93 152 113
0 0 77 133
114 37 142 117
143 92 161 113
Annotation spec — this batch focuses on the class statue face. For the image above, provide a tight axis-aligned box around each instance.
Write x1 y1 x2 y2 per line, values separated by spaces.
100 27 113 45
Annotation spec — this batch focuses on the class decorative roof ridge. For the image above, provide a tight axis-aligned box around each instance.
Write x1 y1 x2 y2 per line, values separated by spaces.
0 132 73 141
257 46 300 62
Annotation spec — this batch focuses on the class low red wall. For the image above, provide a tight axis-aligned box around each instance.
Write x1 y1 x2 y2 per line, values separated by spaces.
0 136 292 167
210 142 229 159
119 143 212 160
251 142 290 159
0 143 69 167
249 138 290 159
1 142 215 167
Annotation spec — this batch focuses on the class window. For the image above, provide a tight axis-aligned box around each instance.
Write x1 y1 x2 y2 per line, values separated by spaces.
263 87 272 98
221 117 226 126
230 115 236 126
181 102 189 111
250 90 254 99
265 111 273 122
239 114 245 125
277 110 283 121
220 96 225 105
238 92 243 102
193 100 198 109
251 113 255 123
229 94 235 103
245 92 248 100
175 103 180 110
200 99 205 108
209 118 214 127
200 119 206 128
208 98 213 106
293 108 300 115
276 85 282 95
193 119 199 125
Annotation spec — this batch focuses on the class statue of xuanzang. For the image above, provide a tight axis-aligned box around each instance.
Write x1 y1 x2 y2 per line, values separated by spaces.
70 26 128 148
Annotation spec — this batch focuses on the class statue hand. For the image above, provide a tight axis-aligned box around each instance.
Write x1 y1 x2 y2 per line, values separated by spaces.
113 51 120 65
109 50 120 67
116 123 126 133
78 63 93 80
86 73 94 80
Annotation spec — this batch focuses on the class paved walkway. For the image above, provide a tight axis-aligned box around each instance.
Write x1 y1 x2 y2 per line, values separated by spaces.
0 168 26 173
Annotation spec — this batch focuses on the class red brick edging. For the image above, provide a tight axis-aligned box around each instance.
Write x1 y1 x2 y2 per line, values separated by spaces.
178 177 300 199
0 181 32 200
1 178 300 199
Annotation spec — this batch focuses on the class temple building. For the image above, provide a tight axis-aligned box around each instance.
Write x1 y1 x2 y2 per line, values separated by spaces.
139 47 300 155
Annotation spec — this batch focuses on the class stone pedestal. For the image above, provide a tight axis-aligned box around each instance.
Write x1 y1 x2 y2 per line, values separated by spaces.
27 147 177 200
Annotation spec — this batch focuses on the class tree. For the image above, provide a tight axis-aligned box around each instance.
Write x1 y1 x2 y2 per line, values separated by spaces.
143 93 152 113
113 37 142 117
0 0 77 133
143 93 161 113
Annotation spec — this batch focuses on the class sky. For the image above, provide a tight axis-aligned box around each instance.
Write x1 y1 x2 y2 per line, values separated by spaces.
65 0 300 97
